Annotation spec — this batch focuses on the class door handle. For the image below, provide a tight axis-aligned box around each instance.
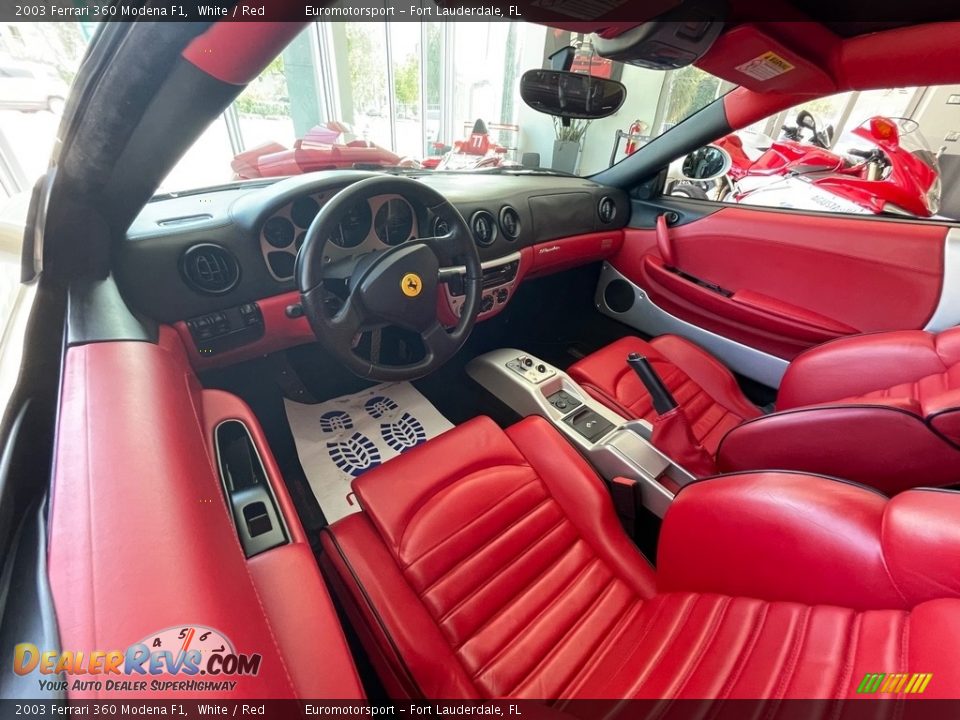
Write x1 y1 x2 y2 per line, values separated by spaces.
656 214 676 268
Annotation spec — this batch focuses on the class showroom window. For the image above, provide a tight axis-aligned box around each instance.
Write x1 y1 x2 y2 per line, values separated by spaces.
670 84 960 221
162 22 733 191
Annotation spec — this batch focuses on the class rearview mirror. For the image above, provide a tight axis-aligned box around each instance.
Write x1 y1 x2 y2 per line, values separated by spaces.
680 145 731 181
520 69 626 120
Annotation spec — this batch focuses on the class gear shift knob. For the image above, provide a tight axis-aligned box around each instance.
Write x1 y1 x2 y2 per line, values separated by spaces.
626 352 678 415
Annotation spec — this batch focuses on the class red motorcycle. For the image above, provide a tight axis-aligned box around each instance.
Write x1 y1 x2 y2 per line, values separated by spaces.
695 111 941 218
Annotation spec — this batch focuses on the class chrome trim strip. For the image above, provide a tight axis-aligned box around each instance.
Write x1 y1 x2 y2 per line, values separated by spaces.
924 228 960 332
595 263 789 388
438 250 521 279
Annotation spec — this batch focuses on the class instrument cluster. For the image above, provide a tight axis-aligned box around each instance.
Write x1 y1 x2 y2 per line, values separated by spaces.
258 191 418 281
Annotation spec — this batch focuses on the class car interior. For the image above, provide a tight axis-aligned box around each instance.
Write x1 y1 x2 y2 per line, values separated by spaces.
5 4 960 704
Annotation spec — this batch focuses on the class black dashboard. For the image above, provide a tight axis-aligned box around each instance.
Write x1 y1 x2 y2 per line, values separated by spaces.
118 170 630 324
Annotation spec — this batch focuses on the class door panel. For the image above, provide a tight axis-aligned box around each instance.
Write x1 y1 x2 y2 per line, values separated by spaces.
610 205 947 360
48 328 364 699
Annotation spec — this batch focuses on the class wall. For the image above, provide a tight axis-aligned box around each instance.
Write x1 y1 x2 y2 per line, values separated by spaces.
913 84 960 155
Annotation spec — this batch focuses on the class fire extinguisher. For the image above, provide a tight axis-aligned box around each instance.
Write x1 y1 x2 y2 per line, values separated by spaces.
625 120 646 155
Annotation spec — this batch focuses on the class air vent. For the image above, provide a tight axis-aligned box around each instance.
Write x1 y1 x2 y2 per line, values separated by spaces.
180 244 240 295
470 210 497 247
499 206 521 241
598 196 617 224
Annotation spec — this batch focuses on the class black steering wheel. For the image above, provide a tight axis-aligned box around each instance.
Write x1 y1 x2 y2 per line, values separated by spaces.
296 175 481 381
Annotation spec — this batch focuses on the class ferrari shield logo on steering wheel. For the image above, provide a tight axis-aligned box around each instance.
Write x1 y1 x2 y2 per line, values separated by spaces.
401 273 423 297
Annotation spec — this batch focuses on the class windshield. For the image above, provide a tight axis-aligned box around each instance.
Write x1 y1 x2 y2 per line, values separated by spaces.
160 22 730 194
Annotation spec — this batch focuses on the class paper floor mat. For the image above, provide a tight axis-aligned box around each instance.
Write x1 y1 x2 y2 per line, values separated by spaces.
284 382 453 523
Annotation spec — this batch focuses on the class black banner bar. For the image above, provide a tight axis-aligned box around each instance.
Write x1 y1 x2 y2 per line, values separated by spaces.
4 700 960 720
1 0 959 23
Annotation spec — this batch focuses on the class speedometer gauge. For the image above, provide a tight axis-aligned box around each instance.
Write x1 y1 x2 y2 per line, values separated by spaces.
374 199 414 246
330 201 372 248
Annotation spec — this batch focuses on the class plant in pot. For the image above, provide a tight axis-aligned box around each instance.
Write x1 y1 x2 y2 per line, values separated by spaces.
552 117 590 174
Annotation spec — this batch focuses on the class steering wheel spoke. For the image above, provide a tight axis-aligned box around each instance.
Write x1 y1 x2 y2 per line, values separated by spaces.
327 298 364 345
423 321 458 359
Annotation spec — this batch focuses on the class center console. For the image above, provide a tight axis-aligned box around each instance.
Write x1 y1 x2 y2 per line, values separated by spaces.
467 348 695 517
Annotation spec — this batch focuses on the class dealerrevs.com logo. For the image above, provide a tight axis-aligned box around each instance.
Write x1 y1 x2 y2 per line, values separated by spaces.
13 625 262 694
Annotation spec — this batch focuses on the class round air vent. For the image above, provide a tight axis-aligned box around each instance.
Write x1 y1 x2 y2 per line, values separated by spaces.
180 244 240 295
598 196 617 224
499 206 521 241
470 210 497 247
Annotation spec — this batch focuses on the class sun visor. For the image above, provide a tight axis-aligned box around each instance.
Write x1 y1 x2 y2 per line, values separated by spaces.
592 0 726 70
696 24 836 94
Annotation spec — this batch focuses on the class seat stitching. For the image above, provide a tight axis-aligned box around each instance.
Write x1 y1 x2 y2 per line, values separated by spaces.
833 612 861 701
668 596 733 699
616 593 702 699
719 601 770 699
412 492 553 591
451 539 592 654
774 605 811 700
500 576 620 696
469 556 606 682
692 405 737 445
553 597 646 700
557 595 672 706
394 461 533 555
556 594 674 708
433 516 570 624
512 579 631 701
403 476 543 571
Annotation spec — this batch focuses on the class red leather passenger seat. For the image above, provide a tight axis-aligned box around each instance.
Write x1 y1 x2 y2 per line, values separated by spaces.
567 330 960 492
568 335 762 454
321 416 960 699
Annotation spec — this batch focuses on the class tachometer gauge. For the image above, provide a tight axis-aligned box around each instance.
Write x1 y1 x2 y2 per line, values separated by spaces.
330 201 372 248
374 199 414 246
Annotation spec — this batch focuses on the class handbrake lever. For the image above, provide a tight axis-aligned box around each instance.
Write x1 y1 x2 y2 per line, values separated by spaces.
626 352 677 415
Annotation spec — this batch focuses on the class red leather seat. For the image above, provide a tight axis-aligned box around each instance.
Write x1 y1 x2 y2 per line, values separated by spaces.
567 330 960 493
321 416 960 699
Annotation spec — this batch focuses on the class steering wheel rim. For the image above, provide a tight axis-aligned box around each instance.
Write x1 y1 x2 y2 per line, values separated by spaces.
297 175 481 381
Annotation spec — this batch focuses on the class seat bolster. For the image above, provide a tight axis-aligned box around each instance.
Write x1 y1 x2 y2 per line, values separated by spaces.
505 416 657 598
884 490 960 605
657 472 908 610
320 514 480 700
778 330 949 409
649 335 761 419
924 388 960 444
716 404 960 494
